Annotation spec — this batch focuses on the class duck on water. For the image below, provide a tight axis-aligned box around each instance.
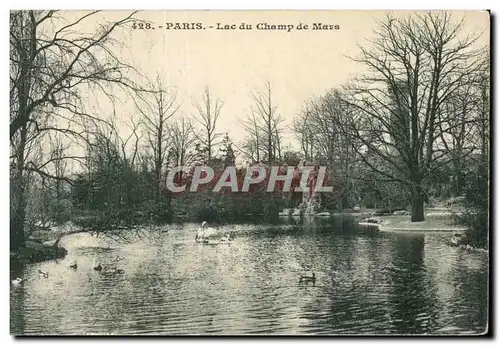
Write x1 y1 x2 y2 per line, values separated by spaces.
299 271 316 285
92 259 103 271
92 258 125 274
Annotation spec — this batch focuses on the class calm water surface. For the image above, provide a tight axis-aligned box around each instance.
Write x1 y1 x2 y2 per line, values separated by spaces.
10 219 488 335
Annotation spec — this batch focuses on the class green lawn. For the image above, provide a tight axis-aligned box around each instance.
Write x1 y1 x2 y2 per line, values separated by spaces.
377 214 466 232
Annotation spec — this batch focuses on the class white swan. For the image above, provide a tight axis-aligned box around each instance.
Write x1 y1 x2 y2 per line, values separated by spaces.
11 277 23 286
202 226 217 238
195 222 206 242
195 221 218 242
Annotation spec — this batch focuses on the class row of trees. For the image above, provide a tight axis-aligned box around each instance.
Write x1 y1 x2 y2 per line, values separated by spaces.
10 10 147 250
10 11 489 251
9 10 300 251
295 13 489 227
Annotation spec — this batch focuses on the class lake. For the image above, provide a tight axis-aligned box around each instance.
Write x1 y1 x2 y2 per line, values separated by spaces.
10 218 489 335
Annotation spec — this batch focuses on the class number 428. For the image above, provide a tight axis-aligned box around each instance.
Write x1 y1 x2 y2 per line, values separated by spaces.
132 22 152 29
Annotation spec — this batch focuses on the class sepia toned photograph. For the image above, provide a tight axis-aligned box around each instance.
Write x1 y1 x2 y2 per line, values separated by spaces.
9 9 490 336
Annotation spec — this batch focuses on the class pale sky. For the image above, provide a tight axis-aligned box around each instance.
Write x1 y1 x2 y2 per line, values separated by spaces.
62 10 491 154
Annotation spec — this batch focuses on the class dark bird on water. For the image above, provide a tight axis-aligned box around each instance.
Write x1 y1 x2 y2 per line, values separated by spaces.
299 272 316 284
69 261 78 269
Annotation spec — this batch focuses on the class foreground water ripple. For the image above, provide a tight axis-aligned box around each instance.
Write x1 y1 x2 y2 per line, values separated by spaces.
10 222 488 335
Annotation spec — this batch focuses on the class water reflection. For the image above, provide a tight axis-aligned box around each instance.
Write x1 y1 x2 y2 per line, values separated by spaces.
10 220 488 335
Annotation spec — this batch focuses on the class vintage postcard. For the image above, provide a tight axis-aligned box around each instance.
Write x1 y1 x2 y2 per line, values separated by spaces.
9 10 490 336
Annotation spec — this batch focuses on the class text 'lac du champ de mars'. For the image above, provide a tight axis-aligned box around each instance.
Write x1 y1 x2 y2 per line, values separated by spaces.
142 22 340 31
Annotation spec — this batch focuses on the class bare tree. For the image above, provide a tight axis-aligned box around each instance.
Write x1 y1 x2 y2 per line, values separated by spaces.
22 143 52 237
134 76 179 200
49 134 69 201
473 54 490 164
296 90 360 209
115 116 142 169
342 12 485 221
10 10 143 250
272 116 284 162
192 86 223 164
437 75 482 196
294 103 317 161
250 81 284 164
168 117 196 168
241 112 262 163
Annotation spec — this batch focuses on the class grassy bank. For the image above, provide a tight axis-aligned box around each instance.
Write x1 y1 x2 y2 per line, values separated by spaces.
377 214 466 232
10 242 67 264
11 225 70 264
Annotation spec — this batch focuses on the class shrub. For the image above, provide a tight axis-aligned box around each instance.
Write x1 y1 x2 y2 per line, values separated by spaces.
455 163 489 248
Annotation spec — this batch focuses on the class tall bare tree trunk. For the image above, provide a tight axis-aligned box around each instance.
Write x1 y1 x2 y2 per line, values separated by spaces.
193 86 223 165
249 81 283 165
11 124 28 250
411 185 425 222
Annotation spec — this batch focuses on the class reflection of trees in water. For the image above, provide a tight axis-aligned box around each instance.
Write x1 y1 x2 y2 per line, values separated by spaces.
282 215 358 235
10 227 488 335
118 240 226 334
299 234 447 334
10 260 26 334
421 235 488 334
448 252 488 333
238 235 303 333
387 234 439 334
123 269 167 333
302 234 396 334
10 270 26 335
300 216 333 233
302 235 358 333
